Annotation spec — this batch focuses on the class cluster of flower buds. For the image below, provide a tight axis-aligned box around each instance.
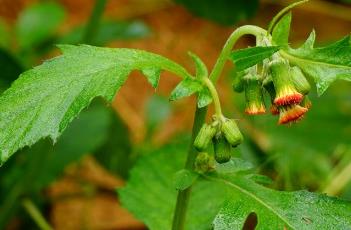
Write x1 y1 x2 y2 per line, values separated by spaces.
232 58 312 124
194 116 243 164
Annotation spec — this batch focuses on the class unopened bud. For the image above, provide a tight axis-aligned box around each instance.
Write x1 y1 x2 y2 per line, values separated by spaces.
244 74 266 115
194 152 214 173
213 135 232 163
269 60 303 106
194 123 216 151
221 119 243 147
290 67 310 95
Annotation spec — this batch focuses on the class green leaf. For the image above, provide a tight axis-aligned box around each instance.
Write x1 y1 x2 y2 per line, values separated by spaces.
188 52 208 79
271 12 291 46
229 46 280 71
173 169 199 190
141 67 162 88
211 174 351 230
0 44 191 165
16 2 65 49
174 0 258 25
197 87 212 108
215 157 254 174
282 32 351 95
120 140 351 229
119 141 229 230
169 77 203 101
59 20 150 46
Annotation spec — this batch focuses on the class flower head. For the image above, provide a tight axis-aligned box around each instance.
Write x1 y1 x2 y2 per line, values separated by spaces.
278 104 308 124
244 74 266 115
269 60 303 106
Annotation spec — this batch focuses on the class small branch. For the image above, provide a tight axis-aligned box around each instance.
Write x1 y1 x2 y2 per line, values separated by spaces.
22 198 53 230
209 25 266 83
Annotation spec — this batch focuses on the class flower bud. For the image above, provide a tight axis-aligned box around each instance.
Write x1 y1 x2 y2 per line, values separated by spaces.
195 152 214 173
301 95 312 109
269 60 303 106
213 135 232 163
290 67 311 95
221 119 243 147
194 123 217 151
244 74 266 115
263 75 279 115
278 104 308 125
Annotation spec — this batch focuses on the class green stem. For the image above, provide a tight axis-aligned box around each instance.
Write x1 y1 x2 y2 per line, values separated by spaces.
171 25 266 230
209 25 266 83
22 199 53 230
171 106 208 230
82 0 108 44
203 78 222 118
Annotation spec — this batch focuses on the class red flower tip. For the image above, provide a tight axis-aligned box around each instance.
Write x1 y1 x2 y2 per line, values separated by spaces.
270 105 279 115
278 105 308 125
245 104 266 115
274 91 303 106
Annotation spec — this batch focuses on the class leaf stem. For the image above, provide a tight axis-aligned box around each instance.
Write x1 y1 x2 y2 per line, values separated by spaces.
209 25 266 83
202 77 222 118
22 198 53 230
172 25 266 230
82 0 107 44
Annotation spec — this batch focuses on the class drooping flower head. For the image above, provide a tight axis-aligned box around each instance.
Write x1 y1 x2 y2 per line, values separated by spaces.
278 104 308 124
269 59 303 106
244 74 266 115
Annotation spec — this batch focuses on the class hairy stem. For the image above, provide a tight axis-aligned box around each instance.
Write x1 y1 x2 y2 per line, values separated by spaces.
22 199 53 230
171 25 266 230
82 0 107 44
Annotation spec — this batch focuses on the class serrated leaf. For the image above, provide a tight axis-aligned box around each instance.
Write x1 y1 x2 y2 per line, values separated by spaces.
272 12 291 46
16 2 65 49
282 32 351 95
173 169 199 190
169 77 203 101
119 140 351 229
119 141 229 230
211 174 351 230
229 46 280 71
141 67 162 88
0 44 191 165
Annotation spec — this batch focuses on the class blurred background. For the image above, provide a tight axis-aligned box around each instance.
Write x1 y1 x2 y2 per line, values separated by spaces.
0 0 350 229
